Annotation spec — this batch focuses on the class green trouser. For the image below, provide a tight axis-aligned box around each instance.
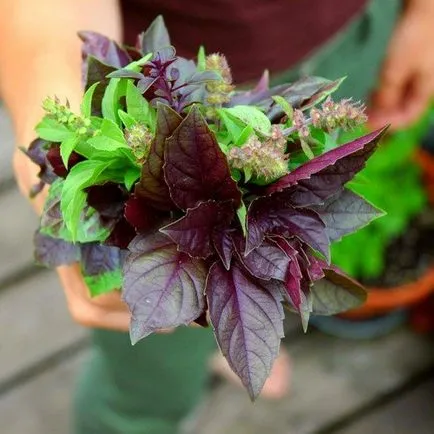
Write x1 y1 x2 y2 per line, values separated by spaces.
72 1 401 433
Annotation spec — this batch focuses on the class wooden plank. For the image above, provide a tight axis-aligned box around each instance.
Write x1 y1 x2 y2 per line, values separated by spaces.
0 351 87 434
187 329 434 434
339 377 434 434
0 271 87 385
0 186 39 280
0 104 14 185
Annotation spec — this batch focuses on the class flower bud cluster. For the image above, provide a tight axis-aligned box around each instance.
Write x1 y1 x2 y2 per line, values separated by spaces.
228 127 288 182
310 97 367 131
42 96 91 136
124 124 154 162
205 54 235 106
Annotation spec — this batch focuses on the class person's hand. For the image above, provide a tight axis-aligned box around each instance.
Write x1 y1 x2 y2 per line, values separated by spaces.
369 0 434 129
57 263 132 331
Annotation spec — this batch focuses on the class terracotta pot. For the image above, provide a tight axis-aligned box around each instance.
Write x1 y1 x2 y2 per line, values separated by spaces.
341 148 434 320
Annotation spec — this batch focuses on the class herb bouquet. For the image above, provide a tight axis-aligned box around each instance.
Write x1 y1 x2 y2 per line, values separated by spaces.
26 17 386 399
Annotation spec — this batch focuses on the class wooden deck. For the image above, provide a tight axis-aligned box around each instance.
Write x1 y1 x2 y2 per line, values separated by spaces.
1 103 434 433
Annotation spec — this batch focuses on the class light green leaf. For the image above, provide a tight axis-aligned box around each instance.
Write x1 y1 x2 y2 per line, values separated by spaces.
272 95 293 121
118 110 137 129
124 166 140 190
216 109 245 142
224 106 271 136
300 139 314 159
36 117 73 142
126 80 150 124
197 45 206 71
60 135 79 168
102 78 127 124
237 202 247 236
80 82 100 117
101 118 127 144
61 160 112 240
85 269 122 297
234 125 254 146
124 53 153 72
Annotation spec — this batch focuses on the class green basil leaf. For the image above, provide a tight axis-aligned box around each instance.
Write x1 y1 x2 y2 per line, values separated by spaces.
80 82 100 118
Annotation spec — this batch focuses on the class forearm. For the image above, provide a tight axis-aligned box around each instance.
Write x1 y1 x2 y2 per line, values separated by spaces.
0 0 122 201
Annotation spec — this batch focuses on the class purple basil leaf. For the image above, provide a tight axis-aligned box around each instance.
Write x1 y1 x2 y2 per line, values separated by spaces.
80 243 123 276
105 217 136 249
267 127 388 196
86 183 127 220
124 195 160 232
160 200 234 259
136 103 182 210
138 76 159 94
227 70 270 107
247 196 329 261
123 233 207 343
79 31 131 68
310 267 367 315
306 253 325 282
312 188 383 242
22 139 57 187
229 76 339 118
267 77 343 121
136 15 171 55
207 261 285 400
164 105 241 209
212 229 235 270
46 147 84 178
34 231 80 267
272 236 311 328
234 236 290 281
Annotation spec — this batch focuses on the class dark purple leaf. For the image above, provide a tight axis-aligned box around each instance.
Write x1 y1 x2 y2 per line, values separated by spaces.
212 229 235 270
267 77 343 121
206 261 285 400
164 105 241 209
192 311 209 328
313 189 382 241
46 147 84 178
105 217 136 249
124 195 159 232
136 103 182 210
136 16 171 54
272 237 306 310
80 243 123 276
137 76 158 94
86 183 127 220
247 196 329 261
229 76 339 117
160 200 234 259
312 188 383 242
267 127 387 196
22 139 57 187
235 237 290 281
34 231 80 267
123 233 207 343
306 254 325 282
79 31 131 68
310 267 366 315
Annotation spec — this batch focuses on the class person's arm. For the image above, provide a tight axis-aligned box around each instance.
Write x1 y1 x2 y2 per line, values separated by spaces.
0 0 122 209
369 0 434 129
0 0 132 331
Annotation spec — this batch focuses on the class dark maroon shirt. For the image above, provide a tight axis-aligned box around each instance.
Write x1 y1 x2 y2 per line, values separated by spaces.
121 0 368 83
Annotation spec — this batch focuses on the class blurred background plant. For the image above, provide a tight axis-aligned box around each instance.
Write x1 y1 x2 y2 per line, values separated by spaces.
331 109 434 281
